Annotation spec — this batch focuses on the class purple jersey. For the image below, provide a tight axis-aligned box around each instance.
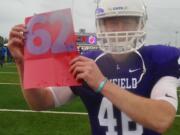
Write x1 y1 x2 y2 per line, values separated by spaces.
71 45 180 135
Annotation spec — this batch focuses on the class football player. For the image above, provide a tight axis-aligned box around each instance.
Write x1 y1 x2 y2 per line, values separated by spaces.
8 0 180 134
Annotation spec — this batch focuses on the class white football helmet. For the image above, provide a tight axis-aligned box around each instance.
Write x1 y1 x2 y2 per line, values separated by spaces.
96 0 147 54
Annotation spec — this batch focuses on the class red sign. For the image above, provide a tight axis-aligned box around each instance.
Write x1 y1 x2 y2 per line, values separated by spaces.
24 9 80 89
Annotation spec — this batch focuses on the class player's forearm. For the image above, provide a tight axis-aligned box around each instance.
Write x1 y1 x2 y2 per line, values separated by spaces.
22 87 55 111
101 81 176 133
16 62 24 87
16 63 54 110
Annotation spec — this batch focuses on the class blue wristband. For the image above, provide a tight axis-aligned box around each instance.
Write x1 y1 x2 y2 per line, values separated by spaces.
95 78 108 93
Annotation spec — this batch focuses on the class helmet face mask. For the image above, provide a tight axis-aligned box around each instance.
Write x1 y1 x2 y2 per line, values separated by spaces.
96 0 147 54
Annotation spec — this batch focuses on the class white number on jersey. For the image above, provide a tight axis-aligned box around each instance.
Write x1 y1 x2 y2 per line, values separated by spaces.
98 98 117 135
98 97 143 135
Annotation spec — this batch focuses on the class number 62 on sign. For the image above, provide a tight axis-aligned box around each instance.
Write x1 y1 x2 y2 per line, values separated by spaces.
24 9 80 89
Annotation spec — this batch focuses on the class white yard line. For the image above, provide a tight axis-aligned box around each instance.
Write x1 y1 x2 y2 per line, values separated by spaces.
0 109 88 115
0 83 179 117
3 66 17 68
0 83 20 85
0 108 179 117
0 72 17 74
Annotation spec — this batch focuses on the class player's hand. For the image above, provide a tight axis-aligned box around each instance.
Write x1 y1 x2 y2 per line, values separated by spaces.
70 56 106 91
8 24 27 65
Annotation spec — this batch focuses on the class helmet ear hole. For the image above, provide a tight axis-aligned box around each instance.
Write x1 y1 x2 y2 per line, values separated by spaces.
96 0 147 54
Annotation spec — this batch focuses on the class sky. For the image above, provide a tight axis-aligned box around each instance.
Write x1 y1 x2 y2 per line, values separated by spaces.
0 0 180 46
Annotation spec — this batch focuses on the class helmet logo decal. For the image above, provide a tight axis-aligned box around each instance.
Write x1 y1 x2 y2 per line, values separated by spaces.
96 8 104 14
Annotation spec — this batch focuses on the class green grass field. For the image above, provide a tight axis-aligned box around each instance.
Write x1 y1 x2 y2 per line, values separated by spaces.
0 63 179 135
